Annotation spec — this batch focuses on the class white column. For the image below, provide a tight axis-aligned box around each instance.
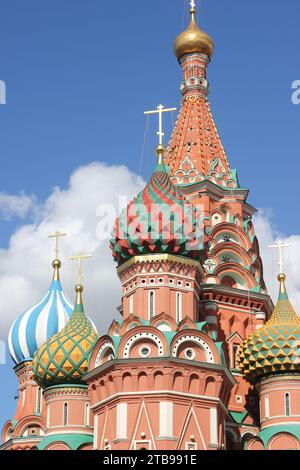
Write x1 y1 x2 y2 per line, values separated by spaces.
93 414 99 450
210 408 218 445
116 403 128 439
159 402 173 437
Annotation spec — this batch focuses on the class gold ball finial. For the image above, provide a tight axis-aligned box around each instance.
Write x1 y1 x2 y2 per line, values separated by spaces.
156 144 165 156
52 259 61 269
278 273 286 282
174 5 214 60
75 284 84 293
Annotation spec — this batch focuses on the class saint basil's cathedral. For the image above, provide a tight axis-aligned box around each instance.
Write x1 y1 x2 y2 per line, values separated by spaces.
2 3 300 451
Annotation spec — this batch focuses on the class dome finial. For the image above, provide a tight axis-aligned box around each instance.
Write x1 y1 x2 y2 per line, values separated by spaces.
269 239 291 277
48 230 68 280
174 1 214 60
69 253 92 309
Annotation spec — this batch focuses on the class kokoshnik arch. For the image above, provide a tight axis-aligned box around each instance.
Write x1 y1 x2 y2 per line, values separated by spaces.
1 2 300 451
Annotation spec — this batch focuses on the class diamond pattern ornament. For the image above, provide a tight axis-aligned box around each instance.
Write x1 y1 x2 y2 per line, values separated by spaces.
110 155 203 265
238 274 300 383
32 286 98 388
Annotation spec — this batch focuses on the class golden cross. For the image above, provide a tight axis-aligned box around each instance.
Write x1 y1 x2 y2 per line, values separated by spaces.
190 0 196 9
269 240 291 274
144 104 177 146
69 253 92 285
48 230 68 259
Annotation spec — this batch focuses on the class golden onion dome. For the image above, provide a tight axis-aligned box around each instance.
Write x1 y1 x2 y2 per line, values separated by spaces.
238 274 300 383
32 284 98 388
174 5 214 60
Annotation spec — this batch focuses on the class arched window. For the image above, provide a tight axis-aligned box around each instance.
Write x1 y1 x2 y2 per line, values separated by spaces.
63 403 68 426
176 292 182 323
149 291 155 319
36 387 42 413
85 403 90 427
265 395 270 419
232 345 240 369
285 393 291 417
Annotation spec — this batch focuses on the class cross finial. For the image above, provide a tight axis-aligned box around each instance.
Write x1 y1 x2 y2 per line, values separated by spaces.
190 0 196 11
48 230 68 260
144 104 177 147
69 253 92 286
269 240 291 274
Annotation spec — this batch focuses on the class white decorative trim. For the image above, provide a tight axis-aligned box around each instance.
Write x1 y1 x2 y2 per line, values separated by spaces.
45 430 94 437
210 408 218 445
123 333 164 358
94 414 99 450
95 342 115 367
116 403 128 440
159 402 173 438
91 391 229 415
177 406 206 450
172 335 214 363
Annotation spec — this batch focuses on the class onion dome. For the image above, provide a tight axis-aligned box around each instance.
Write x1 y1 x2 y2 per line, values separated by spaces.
238 273 300 383
32 284 98 388
110 145 202 265
174 4 214 60
8 259 73 365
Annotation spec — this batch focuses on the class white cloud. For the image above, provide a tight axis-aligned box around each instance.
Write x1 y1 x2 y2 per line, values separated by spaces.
0 163 299 350
0 162 145 340
254 211 300 311
0 192 36 220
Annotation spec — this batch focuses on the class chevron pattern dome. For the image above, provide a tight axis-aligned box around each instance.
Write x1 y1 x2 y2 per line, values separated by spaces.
238 274 300 383
8 260 73 365
110 150 202 265
32 285 98 388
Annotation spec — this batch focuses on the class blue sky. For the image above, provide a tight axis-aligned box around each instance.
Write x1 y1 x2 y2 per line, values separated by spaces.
0 0 299 430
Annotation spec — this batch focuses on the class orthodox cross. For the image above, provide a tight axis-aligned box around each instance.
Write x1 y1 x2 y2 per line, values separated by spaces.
69 253 92 285
48 230 68 259
144 104 176 146
269 240 291 274
190 0 196 9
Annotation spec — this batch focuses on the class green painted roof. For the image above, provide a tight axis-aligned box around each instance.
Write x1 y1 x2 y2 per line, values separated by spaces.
38 433 93 450
230 411 248 424
257 425 300 448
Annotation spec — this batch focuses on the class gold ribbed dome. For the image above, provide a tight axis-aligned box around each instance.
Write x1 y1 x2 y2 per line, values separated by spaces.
174 6 214 60
238 274 300 383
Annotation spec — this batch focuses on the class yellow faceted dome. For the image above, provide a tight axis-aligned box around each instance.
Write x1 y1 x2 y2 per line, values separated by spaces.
32 285 98 388
238 274 300 383
174 7 214 60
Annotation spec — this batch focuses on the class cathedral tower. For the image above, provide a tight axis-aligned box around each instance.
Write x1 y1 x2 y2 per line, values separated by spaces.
165 2 273 440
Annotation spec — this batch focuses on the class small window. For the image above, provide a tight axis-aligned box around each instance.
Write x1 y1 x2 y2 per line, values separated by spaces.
36 387 42 413
63 403 68 426
185 348 196 360
149 291 155 319
232 344 240 369
285 393 291 417
139 346 151 358
176 292 182 323
265 395 270 419
85 403 90 427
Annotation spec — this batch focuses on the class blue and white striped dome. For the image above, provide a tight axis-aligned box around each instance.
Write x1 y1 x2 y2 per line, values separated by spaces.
8 260 73 365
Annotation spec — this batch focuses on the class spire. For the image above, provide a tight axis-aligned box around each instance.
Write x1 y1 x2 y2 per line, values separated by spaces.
267 273 300 326
166 4 234 187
